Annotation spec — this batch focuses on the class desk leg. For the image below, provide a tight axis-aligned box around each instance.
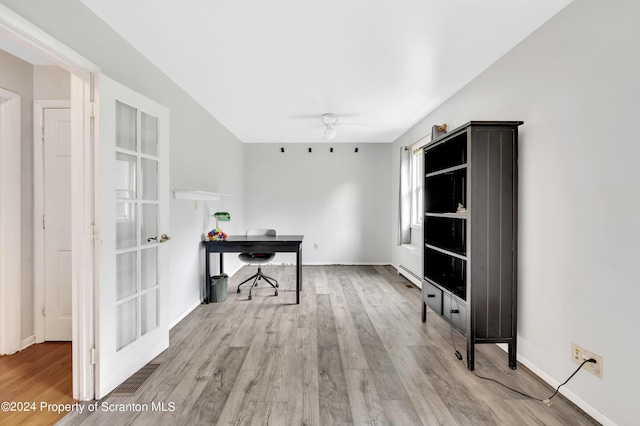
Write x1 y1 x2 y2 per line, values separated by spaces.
204 249 210 304
220 252 224 274
296 245 302 304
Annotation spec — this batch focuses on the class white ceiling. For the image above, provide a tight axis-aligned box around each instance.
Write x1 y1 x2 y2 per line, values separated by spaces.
80 0 571 143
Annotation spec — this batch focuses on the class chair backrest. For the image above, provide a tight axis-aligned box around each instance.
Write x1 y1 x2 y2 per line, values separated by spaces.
246 228 276 237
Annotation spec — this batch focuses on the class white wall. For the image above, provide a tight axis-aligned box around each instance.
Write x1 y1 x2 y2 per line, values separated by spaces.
166 101 245 320
392 0 639 424
0 0 246 326
244 143 391 265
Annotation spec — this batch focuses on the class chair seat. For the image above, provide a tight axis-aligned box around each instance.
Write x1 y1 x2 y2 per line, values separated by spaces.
238 229 278 300
238 252 275 264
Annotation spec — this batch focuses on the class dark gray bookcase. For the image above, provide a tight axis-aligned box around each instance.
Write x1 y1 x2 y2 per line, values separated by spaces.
421 121 522 370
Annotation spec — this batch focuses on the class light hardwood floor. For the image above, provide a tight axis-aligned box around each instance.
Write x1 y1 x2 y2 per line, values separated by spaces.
0 342 73 426
59 265 597 425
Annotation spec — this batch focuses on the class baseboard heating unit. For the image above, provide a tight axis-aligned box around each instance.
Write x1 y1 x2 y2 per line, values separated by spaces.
398 264 421 288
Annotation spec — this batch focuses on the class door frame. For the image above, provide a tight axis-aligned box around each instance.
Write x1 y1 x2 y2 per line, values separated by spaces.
0 5 98 400
33 100 72 344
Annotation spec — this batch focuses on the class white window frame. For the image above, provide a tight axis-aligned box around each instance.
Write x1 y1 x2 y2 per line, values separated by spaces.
410 135 430 229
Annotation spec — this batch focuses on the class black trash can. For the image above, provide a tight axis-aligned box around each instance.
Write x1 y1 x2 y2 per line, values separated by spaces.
210 273 228 303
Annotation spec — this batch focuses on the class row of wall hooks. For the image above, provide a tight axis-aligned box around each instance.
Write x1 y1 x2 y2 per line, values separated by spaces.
280 147 359 153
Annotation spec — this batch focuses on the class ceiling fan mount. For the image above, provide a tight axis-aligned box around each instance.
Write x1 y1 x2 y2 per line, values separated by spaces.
321 113 339 140
290 112 363 141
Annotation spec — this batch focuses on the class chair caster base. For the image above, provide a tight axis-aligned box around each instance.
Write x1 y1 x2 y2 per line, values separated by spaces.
237 288 241 293
274 290 278 296
248 295 252 300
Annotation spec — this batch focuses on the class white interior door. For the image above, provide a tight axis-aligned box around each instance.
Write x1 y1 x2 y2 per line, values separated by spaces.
43 108 72 341
96 74 170 399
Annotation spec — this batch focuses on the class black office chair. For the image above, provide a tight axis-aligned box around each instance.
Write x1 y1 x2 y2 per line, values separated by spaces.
236 229 279 300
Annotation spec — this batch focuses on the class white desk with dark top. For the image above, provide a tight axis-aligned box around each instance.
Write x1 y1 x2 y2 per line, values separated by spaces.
203 235 304 304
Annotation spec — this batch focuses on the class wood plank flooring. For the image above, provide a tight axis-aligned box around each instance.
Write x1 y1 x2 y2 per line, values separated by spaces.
59 265 598 425
0 342 73 426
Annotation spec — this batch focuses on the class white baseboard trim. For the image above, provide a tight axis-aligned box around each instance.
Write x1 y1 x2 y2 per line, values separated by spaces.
20 335 35 350
496 349 613 425
169 300 201 330
170 264 245 331
224 265 243 277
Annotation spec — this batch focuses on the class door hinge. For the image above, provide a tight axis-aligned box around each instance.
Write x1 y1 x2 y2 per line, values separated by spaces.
42 305 45 317
42 215 46 229
90 225 99 242
90 348 96 365
87 101 96 118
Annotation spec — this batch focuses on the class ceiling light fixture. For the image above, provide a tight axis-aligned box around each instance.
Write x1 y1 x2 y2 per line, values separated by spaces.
322 113 339 141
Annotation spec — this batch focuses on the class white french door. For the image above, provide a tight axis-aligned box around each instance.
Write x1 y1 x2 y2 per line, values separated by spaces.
96 75 170 399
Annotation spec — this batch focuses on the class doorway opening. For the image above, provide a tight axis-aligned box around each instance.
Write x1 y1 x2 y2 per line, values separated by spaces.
0 4 98 400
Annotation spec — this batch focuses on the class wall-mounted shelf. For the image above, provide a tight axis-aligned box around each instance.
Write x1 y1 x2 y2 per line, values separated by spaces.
172 190 232 201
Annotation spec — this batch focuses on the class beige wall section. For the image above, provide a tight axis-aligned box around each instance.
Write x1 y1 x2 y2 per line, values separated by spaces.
0 49 34 342
34 65 71 100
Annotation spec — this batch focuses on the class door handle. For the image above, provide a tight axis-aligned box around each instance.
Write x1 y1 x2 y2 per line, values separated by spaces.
147 234 171 243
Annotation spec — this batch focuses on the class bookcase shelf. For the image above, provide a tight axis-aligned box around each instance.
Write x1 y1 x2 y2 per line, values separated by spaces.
421 121 522 371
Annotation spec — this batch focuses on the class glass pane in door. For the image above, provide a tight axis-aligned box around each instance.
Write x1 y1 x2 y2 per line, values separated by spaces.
116 101 137 151
116 203 136 249
141 113 158 156
141 204 157 245
116 251 137 301
116 299 137 351
115 152 136 199
141 290 158 335
141 247 157 290
141 158 158 200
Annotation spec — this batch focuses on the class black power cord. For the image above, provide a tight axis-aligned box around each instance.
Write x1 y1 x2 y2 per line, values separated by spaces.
472 358 595 406
542 358 596 405
446 293 596 406
448 299 463 361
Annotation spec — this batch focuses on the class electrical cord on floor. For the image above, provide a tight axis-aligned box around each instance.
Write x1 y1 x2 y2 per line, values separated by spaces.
449 302 463 361
447 292 465 363
470 357 595 406
541 358 595 405
446 294 595 406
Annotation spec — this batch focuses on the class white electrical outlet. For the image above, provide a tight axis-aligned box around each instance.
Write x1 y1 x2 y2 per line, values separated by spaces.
571 343 603 378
